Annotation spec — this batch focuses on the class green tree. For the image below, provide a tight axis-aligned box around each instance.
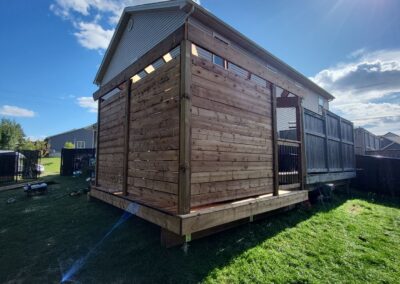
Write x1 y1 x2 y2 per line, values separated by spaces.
0 119 25 150
19 139 50 157
64 141 75 149
35 140 50 157
19 139 36 150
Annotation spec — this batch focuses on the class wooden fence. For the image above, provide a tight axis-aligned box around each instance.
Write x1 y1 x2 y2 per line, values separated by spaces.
353 155 400 197
304 109 355 174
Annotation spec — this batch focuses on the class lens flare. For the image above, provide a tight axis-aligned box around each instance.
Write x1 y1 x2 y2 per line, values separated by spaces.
60 203 139 283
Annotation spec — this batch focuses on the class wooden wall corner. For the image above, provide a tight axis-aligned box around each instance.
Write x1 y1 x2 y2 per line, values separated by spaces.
178 38 192 214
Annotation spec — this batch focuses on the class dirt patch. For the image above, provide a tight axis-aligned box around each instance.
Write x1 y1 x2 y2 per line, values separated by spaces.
348 203 363 215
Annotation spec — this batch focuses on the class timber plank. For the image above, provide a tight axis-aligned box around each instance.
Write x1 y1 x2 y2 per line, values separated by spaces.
90 187 181 234
191 170 273 183
192 139 272 154
192 150 271 162
181 191 308 234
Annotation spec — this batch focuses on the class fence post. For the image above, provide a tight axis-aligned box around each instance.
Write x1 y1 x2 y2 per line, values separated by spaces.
296 99 306 190
270 84 279 196
338 117 344 171
322 110 329 172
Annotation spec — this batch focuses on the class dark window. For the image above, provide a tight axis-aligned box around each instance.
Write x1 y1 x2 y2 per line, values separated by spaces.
213 54 225 68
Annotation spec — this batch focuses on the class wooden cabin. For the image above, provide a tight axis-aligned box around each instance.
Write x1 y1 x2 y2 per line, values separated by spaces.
90 0 356 246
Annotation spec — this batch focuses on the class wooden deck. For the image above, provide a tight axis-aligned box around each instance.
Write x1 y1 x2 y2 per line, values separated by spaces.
90 185 308 238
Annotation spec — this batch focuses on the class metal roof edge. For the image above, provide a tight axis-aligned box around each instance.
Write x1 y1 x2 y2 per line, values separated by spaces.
45 123 96 140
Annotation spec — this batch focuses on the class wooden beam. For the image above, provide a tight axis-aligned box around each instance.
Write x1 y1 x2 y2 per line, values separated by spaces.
281 90 290 97
93 26 185 101
276 96 299 108
180 190 308 235
95 99 101 186
90 187 181 235
278 139 301 147
178 37 192 214
270 84 279 196
306 171 356 184
296 100 307 190
279 183 301 190
122 80 131 196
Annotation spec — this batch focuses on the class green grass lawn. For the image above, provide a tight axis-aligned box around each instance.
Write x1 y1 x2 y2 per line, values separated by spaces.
0 174 399 283
40 157 61 176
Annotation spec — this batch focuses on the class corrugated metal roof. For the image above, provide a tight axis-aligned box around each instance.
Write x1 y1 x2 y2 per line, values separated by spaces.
101 9 187 84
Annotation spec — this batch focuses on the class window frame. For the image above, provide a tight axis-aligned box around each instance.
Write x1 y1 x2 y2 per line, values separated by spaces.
75 141 85 149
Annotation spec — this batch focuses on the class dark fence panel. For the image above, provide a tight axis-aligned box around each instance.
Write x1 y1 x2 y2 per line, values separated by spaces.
60 148 95 176
0 152 17 184
353 155 400 197
0 150 40 185
304 109 355 174
20 150 40 180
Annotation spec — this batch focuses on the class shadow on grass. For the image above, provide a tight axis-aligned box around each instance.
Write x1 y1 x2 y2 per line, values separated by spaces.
0 176 397 283
73 189 351 283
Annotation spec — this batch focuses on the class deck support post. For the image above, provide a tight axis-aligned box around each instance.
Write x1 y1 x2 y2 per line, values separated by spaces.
178 25 192 214
270 83 279 196
122 79 132 196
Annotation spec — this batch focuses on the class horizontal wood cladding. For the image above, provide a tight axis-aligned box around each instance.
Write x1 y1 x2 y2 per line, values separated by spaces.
127 57 181 213
188 23 308 98
97 91 126 192
190 55 274 207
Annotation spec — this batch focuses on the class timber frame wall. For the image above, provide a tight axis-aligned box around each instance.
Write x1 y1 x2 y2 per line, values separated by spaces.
93 21 310 212
91 20 341 242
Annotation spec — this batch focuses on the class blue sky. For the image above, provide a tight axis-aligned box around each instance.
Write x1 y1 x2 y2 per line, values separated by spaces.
0 0 399 138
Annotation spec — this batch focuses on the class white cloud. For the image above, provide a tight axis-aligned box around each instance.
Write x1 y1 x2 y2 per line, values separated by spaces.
74 21 114 50
50 0 176 50
0 105 36 118
77 96 98 113
311 49 400 135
